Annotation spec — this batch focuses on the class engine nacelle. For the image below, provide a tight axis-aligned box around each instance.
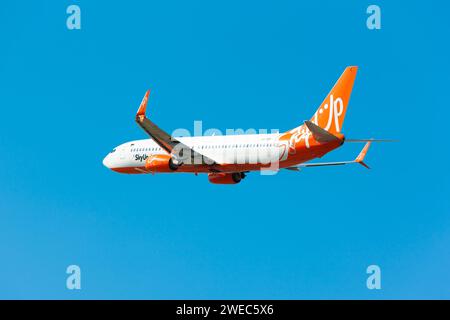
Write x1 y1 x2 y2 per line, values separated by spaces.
145 154 179 172
208 172 243 184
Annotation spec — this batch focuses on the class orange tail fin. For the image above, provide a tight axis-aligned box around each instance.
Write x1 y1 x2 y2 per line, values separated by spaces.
310 66 358 135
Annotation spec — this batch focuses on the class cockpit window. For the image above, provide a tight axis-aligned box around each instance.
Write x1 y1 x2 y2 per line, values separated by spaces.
110 148 116 153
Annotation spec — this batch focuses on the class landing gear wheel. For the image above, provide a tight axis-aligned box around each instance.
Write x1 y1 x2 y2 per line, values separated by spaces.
231 172 242 183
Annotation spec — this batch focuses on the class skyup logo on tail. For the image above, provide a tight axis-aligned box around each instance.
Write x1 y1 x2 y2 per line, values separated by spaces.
279 66 358 155
312 94 344 133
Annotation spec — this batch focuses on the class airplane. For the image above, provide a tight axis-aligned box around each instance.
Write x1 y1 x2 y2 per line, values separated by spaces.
103 66 388 184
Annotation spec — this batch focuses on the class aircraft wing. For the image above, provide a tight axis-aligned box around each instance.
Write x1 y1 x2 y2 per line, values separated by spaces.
285 141 372 171
135 90 218 166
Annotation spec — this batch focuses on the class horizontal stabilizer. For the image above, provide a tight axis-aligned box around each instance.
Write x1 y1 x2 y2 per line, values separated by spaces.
346 139 396 143
284 141 372 171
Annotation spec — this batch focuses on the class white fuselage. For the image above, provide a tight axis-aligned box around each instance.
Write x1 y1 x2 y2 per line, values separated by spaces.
103 133 284 170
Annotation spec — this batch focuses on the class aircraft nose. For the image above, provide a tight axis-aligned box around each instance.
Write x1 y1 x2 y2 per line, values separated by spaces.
102 154 111 169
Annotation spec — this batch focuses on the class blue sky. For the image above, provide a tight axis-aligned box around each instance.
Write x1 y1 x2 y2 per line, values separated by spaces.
1 0 449 299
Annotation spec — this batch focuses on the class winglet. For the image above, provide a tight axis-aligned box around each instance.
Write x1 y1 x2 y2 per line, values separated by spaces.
355 141 372 169
136 90 150 121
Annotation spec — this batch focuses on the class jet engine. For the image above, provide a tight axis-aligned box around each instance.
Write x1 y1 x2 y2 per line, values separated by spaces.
208 172 245 184
145 154 179 172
